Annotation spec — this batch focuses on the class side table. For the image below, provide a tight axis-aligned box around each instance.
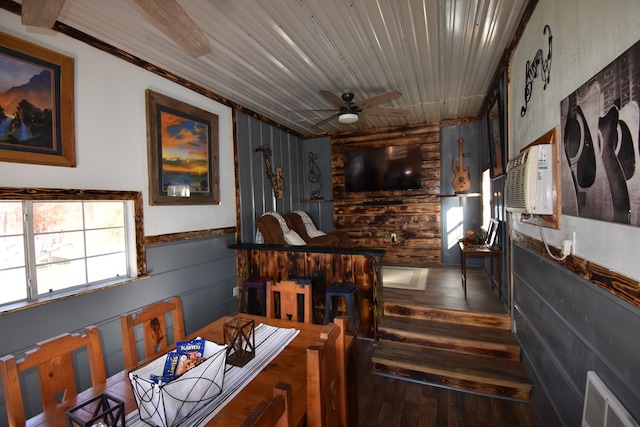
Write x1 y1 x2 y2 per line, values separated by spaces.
458 242 502 300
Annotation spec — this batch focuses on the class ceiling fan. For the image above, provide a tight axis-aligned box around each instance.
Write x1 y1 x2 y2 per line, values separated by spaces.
314 90 409 126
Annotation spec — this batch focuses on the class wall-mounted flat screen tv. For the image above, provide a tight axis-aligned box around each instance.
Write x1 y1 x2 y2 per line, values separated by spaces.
343 144 422 192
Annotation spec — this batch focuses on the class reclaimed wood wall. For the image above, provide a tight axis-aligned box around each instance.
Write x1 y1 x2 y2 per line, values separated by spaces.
235 245 383 339
331 123 441 265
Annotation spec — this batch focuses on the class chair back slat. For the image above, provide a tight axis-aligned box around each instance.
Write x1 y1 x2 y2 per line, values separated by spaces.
266 281 312 324
332 318 348 427
120 296 186 368
0 325 106 426
38 352 77 411
240 382 292 427
307 322 341 427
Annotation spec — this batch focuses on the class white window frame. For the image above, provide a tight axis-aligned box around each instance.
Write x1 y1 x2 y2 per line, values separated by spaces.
0 188 146 312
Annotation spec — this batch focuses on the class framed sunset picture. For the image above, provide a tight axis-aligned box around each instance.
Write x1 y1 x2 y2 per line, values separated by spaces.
146 90 219 205
0 32 75 167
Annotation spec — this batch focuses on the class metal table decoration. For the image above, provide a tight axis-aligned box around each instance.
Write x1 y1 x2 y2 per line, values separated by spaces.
65 393 125 427
223 317 255 367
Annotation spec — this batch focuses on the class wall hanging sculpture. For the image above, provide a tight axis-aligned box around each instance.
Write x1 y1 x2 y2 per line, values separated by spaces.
255 145 284 199
521 25 552 117
307 151 322 199
561 39 640 226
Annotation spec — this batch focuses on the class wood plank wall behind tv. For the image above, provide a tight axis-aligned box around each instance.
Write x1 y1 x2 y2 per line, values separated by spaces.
332 123 441 265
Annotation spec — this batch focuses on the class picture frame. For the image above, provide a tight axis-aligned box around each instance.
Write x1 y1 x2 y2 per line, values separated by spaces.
487 91 505 178
146 90 220 205
0 31 76 167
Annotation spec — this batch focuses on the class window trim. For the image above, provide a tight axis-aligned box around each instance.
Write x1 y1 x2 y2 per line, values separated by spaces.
0 187 147 312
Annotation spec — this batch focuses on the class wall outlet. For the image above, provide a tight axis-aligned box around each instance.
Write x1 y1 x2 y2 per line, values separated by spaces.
391 233 397 243
232 287 238 297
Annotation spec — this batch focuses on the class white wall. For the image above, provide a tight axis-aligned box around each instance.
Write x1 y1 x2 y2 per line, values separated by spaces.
509 0 640 280
0 11 236 236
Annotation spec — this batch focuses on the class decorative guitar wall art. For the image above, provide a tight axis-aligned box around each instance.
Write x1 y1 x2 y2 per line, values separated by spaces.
452 138 472 192
255 145 284 199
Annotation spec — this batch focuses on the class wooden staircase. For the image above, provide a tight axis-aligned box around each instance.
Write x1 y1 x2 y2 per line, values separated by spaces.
372 301 532 400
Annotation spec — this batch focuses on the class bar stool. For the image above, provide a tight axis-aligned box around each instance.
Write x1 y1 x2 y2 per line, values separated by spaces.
241 277 270 316
324 282 363 333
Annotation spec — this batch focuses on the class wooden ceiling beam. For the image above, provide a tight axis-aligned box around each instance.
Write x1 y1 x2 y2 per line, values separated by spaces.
132 0 212 57
21 0 65 28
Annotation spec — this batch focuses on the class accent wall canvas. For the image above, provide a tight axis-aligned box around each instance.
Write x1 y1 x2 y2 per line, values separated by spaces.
560 39 640 226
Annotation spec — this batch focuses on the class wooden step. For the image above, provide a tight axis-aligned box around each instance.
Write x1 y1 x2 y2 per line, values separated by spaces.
378 315 521 360
371 340 532 400
384 302 511 330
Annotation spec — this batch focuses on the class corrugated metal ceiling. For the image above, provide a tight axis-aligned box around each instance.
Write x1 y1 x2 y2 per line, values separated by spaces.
12 0 530 136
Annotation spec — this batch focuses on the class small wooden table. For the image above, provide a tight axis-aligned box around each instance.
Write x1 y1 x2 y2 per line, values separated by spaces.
26 314 341 427
459 242 502 300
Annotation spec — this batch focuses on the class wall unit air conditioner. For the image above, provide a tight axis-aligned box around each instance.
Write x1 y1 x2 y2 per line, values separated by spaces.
505 144 554 214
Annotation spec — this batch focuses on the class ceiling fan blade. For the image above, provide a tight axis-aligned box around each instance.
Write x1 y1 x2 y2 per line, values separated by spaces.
21 0 65 28
361 107 410 117
132 0 212 57
356 90 402 108
319 90 346 108
314 113 338 127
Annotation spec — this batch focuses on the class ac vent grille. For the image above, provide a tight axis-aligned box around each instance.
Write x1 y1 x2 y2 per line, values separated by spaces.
582 371 639 427
505 163 527 210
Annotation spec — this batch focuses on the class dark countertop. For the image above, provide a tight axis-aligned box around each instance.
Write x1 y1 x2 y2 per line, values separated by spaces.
229 242 385 257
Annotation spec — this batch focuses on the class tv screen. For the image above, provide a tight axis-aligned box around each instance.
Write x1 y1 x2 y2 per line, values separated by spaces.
343 144 422 192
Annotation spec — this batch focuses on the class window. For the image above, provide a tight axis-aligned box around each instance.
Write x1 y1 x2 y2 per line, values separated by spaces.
0 189 145 308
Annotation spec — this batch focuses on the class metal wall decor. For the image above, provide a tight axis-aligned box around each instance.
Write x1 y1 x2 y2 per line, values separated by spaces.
256 145 284 199
307 151 322 199
521 25 552 116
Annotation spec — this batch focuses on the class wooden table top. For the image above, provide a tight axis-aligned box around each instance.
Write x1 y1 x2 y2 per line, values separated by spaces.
458 241 502 254
27 314 330 427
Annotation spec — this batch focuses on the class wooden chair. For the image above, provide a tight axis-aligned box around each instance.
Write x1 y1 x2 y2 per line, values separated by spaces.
306 318 347 427
0 326 106 426
266 280 312 323
120 296 186 369
240 382 293 427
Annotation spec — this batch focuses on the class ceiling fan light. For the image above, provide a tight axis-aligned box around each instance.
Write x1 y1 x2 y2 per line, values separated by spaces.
338 112 358 124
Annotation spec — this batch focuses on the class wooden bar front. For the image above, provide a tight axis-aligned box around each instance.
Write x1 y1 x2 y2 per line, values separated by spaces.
231 243 384 340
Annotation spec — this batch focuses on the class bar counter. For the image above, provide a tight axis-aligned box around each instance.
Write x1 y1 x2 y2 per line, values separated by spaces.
230 243 384 339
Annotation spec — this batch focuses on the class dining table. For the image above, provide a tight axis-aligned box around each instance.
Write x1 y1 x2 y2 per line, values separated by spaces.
26 314 335 427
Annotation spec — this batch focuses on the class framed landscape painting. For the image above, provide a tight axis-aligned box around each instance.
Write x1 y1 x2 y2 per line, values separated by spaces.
0 31 75 167
146 90 220 205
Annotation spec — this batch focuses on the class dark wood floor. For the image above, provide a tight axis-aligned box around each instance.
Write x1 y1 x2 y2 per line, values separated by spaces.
382 263 507 314
353 264 537 427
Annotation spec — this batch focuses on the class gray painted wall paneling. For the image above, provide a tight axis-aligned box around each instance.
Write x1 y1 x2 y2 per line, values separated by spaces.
236 112 333 242
513 244 640 426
